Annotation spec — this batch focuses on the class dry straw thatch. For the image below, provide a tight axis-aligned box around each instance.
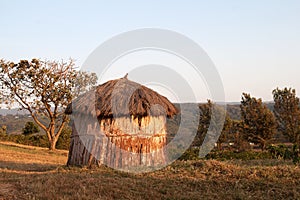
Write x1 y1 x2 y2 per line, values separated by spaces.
65 76 178 119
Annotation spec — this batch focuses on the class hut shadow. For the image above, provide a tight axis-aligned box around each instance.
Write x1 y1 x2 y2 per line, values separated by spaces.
0 160 60 172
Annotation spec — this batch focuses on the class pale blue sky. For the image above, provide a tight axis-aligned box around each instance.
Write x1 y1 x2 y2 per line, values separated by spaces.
1 0 300 102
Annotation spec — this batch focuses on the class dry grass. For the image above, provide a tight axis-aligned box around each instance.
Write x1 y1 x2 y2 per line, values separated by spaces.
0 141 67 174
0 142 299 200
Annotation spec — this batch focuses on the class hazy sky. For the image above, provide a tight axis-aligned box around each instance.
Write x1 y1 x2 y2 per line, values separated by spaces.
1 0 299 102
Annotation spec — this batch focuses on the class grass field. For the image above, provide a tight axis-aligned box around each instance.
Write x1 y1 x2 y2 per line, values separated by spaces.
0 142 299 200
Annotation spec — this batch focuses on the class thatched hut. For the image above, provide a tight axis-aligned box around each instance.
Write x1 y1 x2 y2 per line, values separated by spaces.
65 76 178 169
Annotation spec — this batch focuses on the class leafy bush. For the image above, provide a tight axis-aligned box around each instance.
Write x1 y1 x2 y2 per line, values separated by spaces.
267 144 292 159
179 148 200 161
178 148 273 161
292 145 300 163
206 150 272 161
22 121 39 135
56 126 71 150
267 144 300 164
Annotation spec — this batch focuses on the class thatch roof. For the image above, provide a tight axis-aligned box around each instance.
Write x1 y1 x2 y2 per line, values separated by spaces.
65 76 178 118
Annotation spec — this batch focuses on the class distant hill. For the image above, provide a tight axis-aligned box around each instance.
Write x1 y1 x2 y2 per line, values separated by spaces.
0 114 48 134
226 104 241 120
0 108 29 116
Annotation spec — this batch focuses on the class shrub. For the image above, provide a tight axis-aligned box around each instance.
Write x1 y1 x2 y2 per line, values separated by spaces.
267 144 291 159
178 148 273 161
206 150 272 161
179 148 200 161
22 121 39 135
56 126 71 150
292 144 300 164
267 144 300 163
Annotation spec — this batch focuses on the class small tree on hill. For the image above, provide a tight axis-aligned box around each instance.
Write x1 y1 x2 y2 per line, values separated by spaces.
272 87 300 149
23 121 40 135
0 59 97 150
240 93 276 151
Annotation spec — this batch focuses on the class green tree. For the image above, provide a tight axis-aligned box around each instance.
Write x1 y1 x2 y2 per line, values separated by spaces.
240 93 276 151
196 100 229 151
0 59 97 150
272 88 300 148
195 100 213 147
23 121 40 135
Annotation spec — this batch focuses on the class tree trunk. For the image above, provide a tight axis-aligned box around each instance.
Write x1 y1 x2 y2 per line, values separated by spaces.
49 136 58 150
49 139 56 150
